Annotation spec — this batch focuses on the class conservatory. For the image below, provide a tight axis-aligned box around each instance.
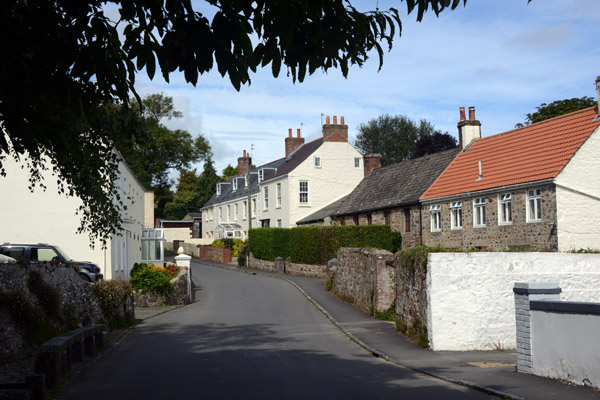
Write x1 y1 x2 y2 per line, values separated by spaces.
215 223 244 239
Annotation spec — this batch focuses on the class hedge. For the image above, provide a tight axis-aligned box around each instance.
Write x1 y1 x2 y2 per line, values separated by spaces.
250 225 402 264
248 228 291 261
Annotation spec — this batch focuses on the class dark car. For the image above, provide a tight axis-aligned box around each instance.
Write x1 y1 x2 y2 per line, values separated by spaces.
0 243 103 282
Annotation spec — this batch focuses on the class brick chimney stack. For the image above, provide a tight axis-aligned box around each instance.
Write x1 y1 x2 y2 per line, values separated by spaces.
457 106 482 150
285 128 305 158
237 149 251 175
363 153 382 177
322 115 348 142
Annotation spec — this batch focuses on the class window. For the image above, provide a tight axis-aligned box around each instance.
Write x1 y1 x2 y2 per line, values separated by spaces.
276 183 282 207
233 179 238 191
142 229 164 262
498 193 512 224
430 204 441 232
384 211 391 226
264 186 269 209
450 201 462 229
299 180 309 204
219 207 223 222
227 205 231 221
216 183 221 196
354 157 361 168
277 219 282 228
527 188 542 222
259 169 264 182
366 214 372 225
252 199 257 217
235 204 238 220
473 197 486 227
353 215 359 225
403 209 411 232
243 200 247 219
314 156 321 168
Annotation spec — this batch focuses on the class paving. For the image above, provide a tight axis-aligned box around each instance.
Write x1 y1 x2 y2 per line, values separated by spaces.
187 258 600 400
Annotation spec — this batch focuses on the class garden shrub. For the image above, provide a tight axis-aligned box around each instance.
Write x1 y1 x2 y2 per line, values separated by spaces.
129 265 174 295
130 263 149 278
249 228 291 261
211 239 226 248
92 279 133 321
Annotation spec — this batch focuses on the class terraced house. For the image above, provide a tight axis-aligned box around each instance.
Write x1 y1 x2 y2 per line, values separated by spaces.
201 116 364 239
420 93 600 251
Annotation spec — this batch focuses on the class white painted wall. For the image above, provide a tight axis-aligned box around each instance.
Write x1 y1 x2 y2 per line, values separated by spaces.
288 141 363 226
0 154 147 280
531 309 600 388
555 126 600 251
259 177 290 227
201 193 259 239
427 252 600 351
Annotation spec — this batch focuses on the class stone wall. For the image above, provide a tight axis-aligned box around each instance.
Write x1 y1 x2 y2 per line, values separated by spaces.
395 251 429 345
0 263 103 363
423 183 558 251
247 254 327 278
327 248 394 314
199 246 231 264
133 270 190 307
248 253 279 273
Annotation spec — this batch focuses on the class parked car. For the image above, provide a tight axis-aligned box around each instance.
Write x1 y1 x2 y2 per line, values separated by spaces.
0 243 103 282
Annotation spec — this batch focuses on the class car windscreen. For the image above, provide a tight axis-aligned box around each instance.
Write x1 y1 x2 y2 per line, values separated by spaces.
53 246 71 261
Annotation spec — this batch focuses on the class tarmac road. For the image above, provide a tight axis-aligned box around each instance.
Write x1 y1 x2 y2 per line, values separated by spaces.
62 263 492 399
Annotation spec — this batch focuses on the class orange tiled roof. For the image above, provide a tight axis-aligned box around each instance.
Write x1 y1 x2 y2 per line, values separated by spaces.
420 106 600 201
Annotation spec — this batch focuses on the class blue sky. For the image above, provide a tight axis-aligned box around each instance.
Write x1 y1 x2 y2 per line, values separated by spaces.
131 0 600 176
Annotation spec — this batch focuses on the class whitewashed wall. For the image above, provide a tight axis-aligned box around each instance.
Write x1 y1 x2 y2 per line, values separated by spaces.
427 252 600 351
555 126 600 252
531 307 600 388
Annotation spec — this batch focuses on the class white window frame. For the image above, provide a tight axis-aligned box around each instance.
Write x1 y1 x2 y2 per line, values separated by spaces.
219 207 223 222
216 184 221 196
263 186 269 209
243 200 247 219
259 169 264 182
473 197 486 227
233 179 238 191
527 188 542 222
234 203 238 220
227 205 231 221
498 193 512 225
299 180 309 204
430 204 441 232
450 201 463 230
277 219 282 228
314 156 321 168
276 183 282 208
252 199 257 217
354 157 361 168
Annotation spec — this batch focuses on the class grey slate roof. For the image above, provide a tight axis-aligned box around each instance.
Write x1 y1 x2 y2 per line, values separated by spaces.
202 157 285 208
262 138 323 183
296 194 350 225
334 148 460 216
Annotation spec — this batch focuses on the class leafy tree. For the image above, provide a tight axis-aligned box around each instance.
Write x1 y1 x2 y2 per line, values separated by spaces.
412 131 457 158
0 0 466 244
355 114 435 166
110 93 211 188
515 96 596 128
222 165 238 178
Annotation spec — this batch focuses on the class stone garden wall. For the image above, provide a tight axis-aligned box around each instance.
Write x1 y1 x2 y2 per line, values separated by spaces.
133 269 190 307
247 254 327 278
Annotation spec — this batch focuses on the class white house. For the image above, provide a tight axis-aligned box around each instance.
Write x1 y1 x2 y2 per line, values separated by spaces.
0 149 154 279
201 116 365 238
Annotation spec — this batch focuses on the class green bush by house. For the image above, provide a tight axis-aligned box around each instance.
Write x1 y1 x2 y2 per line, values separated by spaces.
250 225 401 264
248 228 291 261
211 238 245 255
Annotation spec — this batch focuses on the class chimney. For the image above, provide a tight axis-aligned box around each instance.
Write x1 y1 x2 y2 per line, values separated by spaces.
457 106 481 150
595 75 600 121
237 149 251 175
363 153 382 177
322 115 348 142
285 128 305 157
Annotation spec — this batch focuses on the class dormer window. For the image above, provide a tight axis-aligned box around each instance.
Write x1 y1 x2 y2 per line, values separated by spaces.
216 183 221 196
233 179 238 191
259 169 264 182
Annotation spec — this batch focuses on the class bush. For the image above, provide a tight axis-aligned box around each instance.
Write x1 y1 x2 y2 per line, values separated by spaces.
129 265 174 295
212 239 244 255
237 240 249 267
92 279 133 321
211 239 226 248
130 263 149 278
249 228 291 261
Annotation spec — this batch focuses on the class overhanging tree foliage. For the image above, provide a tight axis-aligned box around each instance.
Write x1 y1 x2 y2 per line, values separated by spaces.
0 0 467 244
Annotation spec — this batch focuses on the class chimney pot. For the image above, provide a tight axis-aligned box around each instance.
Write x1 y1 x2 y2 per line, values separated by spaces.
297 128 301 138
288 128 292 137
326 115 330 124
333 116 337 124
460 107 466 121
341 116 345 125
468 106 476 120
243 149 246 157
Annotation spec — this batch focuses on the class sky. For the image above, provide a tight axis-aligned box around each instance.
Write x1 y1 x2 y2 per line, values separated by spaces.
131 0 600 178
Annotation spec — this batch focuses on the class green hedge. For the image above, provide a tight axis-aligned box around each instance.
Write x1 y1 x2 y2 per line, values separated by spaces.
250 225 402 264
248 228 291 261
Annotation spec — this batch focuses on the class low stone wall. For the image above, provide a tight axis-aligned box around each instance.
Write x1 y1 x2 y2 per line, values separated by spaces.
199 246 231 264
0 263 103 364
133 270 190 307
247 254 327 278
248 254 280 273
395 252 428 345
328 248 394 314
